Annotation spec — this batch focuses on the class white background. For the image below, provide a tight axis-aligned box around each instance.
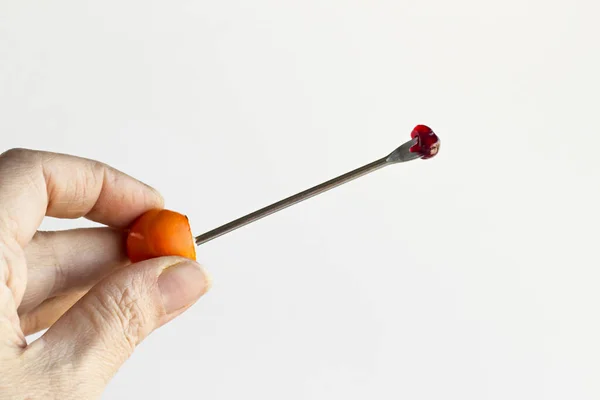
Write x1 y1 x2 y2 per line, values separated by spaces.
2 1 600 399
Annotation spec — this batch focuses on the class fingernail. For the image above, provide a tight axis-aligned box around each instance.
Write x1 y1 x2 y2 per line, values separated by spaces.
158 261 211 314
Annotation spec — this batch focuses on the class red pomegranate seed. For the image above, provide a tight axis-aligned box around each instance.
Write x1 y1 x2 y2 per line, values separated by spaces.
410 125 440 159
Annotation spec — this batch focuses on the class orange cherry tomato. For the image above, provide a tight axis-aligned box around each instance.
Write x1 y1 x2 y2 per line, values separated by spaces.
126 209 197 263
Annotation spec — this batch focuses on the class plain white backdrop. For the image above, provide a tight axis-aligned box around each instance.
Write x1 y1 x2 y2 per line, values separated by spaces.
2 1 600 399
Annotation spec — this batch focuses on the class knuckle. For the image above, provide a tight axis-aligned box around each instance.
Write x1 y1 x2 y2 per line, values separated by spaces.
44 159 105 217
0 148 41 180
0 147 34 162
30 231 64 293
71 169 94 206
0 230 26 296
84 281 150 352
0 148 41 174
71 161 105 211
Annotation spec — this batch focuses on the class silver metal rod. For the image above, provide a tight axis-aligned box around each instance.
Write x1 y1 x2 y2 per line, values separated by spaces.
195 157 389 245
194 136 423 245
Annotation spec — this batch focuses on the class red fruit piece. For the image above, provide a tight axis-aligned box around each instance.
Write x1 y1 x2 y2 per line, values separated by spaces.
410 125 440 159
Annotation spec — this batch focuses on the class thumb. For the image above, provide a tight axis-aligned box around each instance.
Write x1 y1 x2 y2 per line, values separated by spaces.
28 256 210 388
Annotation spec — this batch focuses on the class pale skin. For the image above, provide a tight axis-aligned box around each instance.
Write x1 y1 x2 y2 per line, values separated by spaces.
0 149 211 399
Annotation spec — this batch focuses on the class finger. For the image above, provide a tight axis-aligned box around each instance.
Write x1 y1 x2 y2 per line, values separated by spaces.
20 290 87 336
29 256 210 385
0 148 164 248
20 227 130 314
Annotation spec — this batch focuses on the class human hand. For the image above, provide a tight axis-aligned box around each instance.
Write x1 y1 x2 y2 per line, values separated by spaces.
0 149 211 399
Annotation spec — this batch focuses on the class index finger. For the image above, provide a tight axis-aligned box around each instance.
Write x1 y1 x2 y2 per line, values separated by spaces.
0 148 164 247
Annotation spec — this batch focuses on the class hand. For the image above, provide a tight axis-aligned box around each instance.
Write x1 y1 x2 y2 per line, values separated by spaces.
0 149 211 399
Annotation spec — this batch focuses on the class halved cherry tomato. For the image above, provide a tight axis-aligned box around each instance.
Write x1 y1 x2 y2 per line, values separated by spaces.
126 209 196 263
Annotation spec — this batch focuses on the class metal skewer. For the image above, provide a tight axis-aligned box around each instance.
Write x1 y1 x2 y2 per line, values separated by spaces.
195 136 426 246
